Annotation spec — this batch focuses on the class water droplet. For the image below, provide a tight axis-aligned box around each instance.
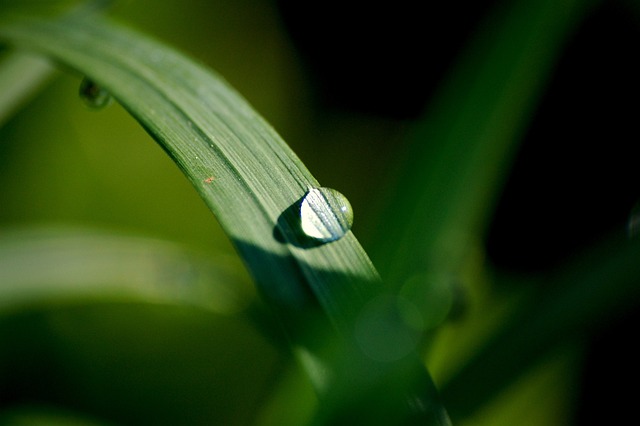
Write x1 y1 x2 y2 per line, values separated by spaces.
299 187 353 242
79 77 112 109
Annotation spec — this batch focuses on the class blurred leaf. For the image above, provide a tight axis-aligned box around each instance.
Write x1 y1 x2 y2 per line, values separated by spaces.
0 226 253 316
0 303 283 425
0 405 112 425
369 0 602 421
456 346 580 426
0 50 55 126
0 0 85 16
254 362 317 426
441 232 640 419
374 0 598 285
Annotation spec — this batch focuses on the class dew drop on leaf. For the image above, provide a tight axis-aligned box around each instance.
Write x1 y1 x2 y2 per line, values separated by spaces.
79 77 112 109
300 187 353 242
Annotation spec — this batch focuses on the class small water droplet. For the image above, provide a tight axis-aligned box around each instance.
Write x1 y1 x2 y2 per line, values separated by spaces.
299 187 353 242
79 77 112 109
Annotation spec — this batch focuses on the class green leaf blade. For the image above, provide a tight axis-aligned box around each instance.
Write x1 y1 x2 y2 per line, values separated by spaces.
0 11 454 424
0 13 378 317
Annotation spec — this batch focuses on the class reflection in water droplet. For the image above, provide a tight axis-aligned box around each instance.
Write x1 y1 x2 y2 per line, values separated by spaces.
299 187 353 242
79 77 112 109
628 201 640 239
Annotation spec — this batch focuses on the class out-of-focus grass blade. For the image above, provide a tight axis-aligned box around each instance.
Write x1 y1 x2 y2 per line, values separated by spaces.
368 0 598 421
440 232 640 419
0 11 450 424
0 405 111 426
0 291 283 425
0 227 252 316
0 50 55 126
373 0 598 286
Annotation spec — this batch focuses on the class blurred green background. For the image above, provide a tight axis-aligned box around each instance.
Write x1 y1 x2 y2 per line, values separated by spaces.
1 0 640 424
